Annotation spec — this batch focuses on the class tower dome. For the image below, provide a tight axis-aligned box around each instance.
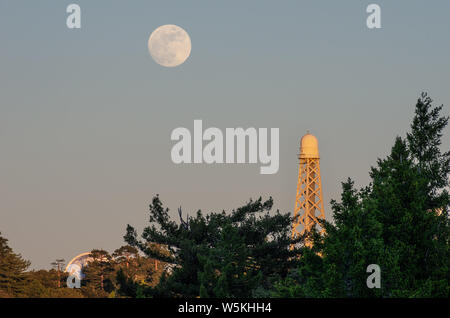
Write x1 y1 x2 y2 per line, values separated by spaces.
65 252 93 279
300 132 319 159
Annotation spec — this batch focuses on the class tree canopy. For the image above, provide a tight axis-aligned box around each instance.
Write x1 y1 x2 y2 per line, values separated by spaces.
124 196 302 297
0 92 448 298
274 93 449 297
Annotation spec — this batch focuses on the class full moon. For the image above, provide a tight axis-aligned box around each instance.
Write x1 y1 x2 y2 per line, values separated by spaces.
148 24 191 67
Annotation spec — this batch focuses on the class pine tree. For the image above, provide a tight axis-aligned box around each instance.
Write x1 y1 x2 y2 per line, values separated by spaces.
113 246 138 270
82 249 115 297
275 179 384 298
124 195 300 297
0 232 30 297
274 93 449 298
406 92 449 208
370 93 449 296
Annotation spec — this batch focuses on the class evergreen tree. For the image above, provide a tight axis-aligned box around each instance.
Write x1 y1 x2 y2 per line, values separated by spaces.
113 245 138 270
406 92 449 208
370 93 449 296
124 196 300 297
274 93 449 298
22 269 84 298
112 245 157 297
82 249 115 297
0 232 30 297
115 268 138 297
274 179 384 297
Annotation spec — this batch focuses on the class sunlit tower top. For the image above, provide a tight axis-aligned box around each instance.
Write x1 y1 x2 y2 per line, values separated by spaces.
291 132 325 248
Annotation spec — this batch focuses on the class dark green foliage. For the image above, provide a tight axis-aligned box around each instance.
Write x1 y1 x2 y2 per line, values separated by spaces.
1 92 448 298
82 249 115 297
372 93 449 296
115 268 138 297
22 270 84 298
124 196 301 297
0 233 30 297
407 93 449 201
113 245 138 268
273 179 384 298
0 236 82 298
76 246 157 298
275 93 449 298
112 245 157 297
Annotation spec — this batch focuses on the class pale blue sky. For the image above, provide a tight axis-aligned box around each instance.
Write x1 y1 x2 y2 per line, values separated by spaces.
1 1 449 269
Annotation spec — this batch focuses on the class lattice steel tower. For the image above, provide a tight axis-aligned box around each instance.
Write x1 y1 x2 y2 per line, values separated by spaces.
291 132 325 247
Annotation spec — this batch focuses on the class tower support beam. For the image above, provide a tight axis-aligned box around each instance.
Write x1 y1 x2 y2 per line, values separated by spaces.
291 133 325 248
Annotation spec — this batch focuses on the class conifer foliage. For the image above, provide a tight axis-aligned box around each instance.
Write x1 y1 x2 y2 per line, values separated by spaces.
274 93 449 297
0 233 30 297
